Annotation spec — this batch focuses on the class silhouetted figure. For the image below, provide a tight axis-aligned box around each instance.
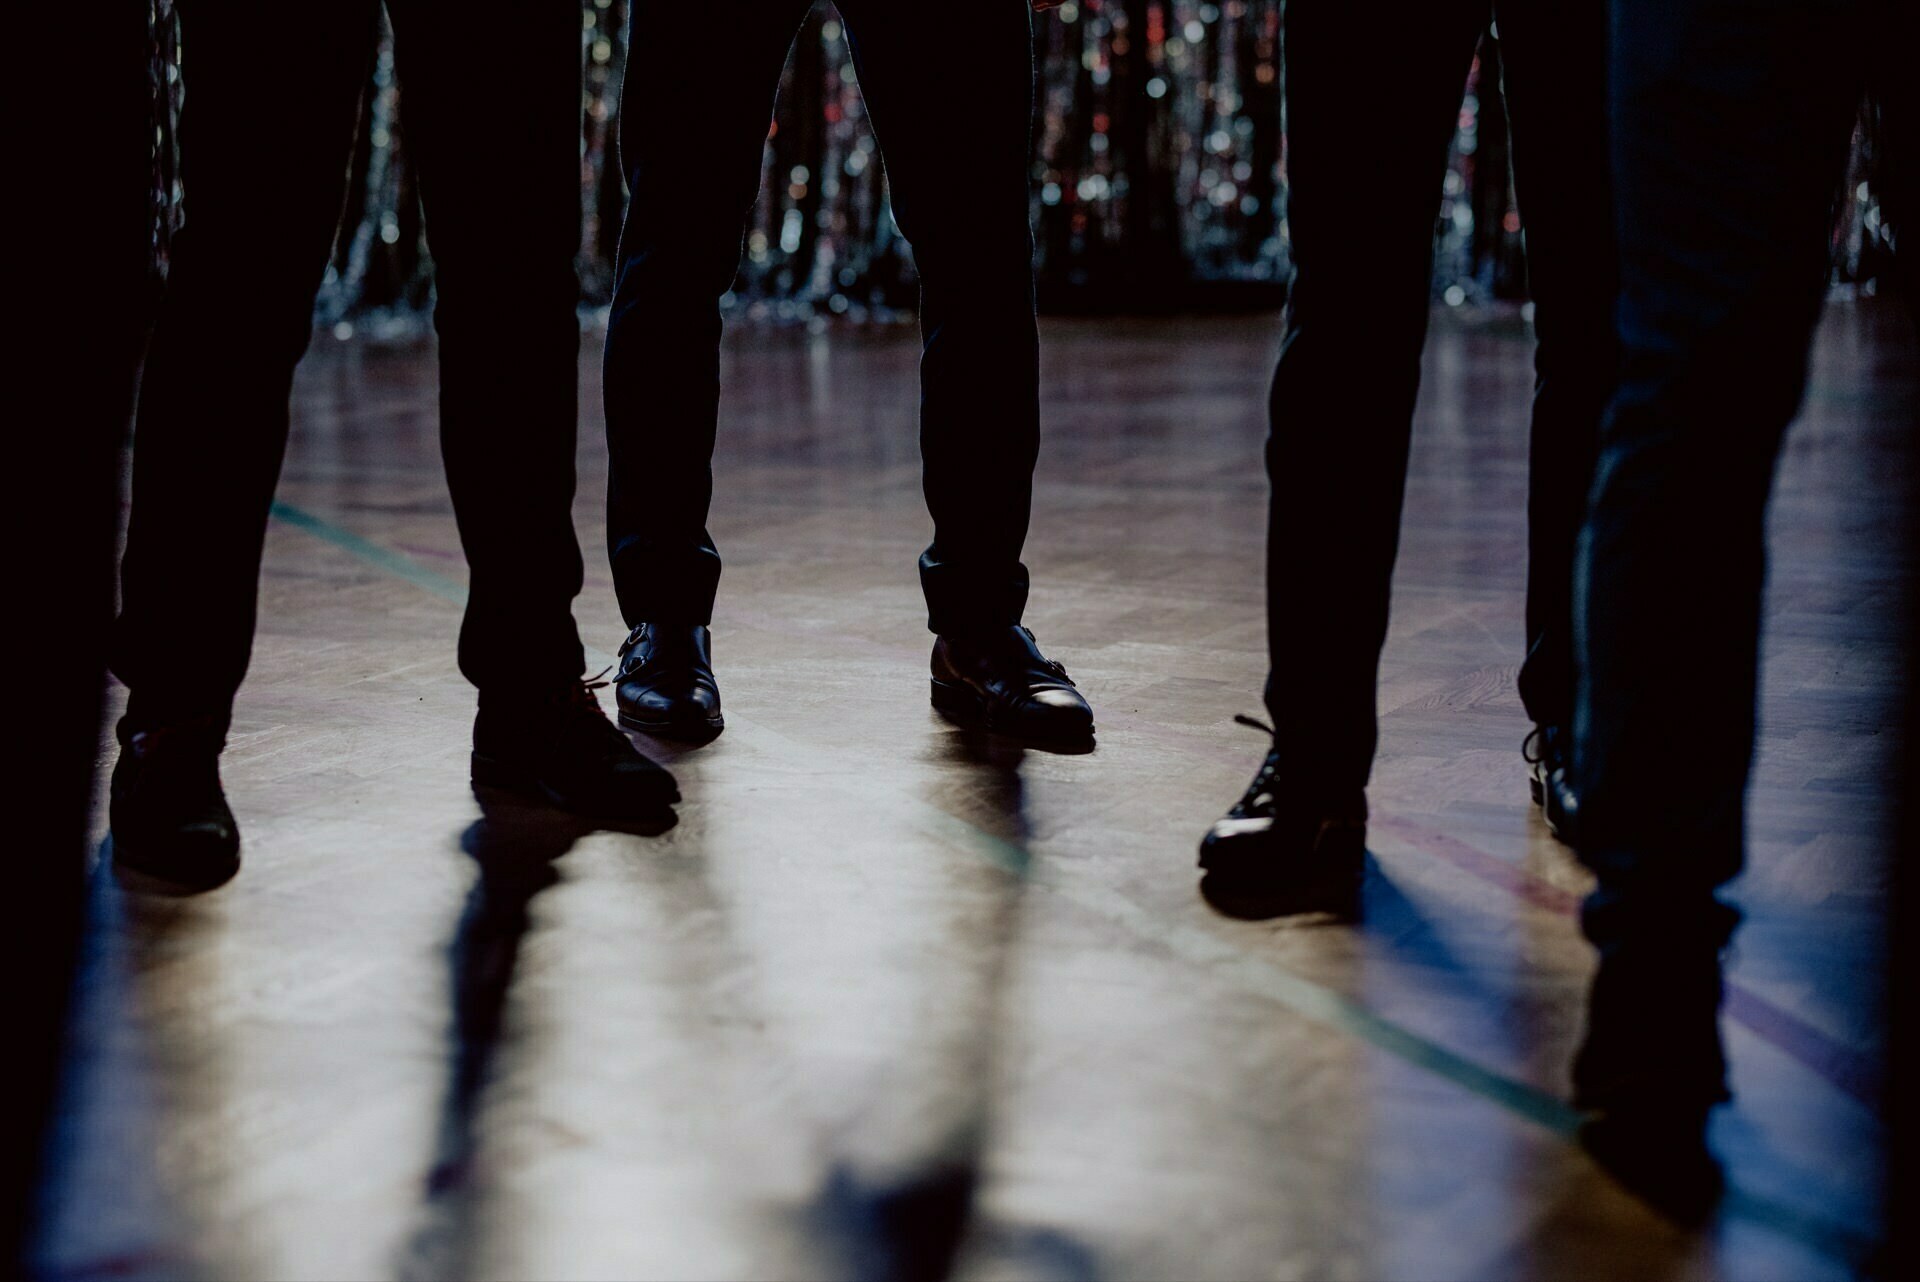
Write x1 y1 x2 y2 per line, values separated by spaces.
1568 0 1913 1219
601 1 1093 748
106 1 675 891
1201 2 1615 910
1895 7 1920 1244
4 3 152 1271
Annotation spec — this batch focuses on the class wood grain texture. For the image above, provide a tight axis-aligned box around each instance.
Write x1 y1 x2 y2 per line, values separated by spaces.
33 301 1915 1281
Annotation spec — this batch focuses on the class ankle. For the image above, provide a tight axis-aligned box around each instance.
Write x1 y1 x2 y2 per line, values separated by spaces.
117 712 228 756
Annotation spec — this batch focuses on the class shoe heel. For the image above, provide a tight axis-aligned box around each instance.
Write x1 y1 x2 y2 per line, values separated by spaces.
930 677 985 724
1317 820 1368 899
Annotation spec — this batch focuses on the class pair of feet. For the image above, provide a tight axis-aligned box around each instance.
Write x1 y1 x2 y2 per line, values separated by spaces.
109 679 680 891
108 625 1093 891
615 622 1095 746
1197 718 1728 1219
1195 718 1580 911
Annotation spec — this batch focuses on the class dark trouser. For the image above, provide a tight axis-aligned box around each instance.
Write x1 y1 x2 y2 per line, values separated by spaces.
1571 0 1870 950
1264 0 1616 791
1893 5 1920 1259
604 0 1039 637
6 4 150 1266
1873 0 1920 331
111 0 588 729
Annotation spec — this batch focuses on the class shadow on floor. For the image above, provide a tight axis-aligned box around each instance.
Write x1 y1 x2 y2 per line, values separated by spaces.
798 727 1098 1282
399 788 674 1281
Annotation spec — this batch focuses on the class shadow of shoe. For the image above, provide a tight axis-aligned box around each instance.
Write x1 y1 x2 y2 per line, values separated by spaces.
1198 856 1369 924
621 718 724 758
1578 1109 1726 1226
927 712 1096 759
810 1158 979 1282
399 786 673 1279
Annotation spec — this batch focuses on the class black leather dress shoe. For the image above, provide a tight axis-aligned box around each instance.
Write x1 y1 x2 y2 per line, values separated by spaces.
109 716 242 891
1523 723 1579 842
930 626 1094 744
1572 933 1734 1222
1197 716 1366 918
472 680 680 818
614 623 723 740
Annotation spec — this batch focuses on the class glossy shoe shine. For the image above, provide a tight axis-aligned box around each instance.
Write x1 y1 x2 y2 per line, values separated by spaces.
930 625 1094 745
1523 723 1579 842
109 715 242 891
615 623 723 740
1197 716 1366 918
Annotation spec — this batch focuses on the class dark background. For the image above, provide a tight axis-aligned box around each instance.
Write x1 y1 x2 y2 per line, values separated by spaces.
137 0 1901 330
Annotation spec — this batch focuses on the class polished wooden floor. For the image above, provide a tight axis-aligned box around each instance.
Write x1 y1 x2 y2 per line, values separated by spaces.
34 302 1916 1281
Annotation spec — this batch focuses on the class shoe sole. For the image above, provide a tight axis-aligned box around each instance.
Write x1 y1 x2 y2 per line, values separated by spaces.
470 752 680 816
616 708 725 742
1528 765 1576 844
1196 823 1367 920
930 677 1095 746
110 835 241 893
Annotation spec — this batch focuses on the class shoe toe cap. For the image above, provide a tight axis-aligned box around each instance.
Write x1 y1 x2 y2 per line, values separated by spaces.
1013 687 1094 736
620 679 720 724
621 683 680 716
604 755 681 806
1198 815 1273 869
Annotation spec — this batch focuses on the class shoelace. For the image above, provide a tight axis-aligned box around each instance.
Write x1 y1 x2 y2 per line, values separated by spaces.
1231 714 1281 816
568 667 619 722
1521 725 1545 765
564 668 646 762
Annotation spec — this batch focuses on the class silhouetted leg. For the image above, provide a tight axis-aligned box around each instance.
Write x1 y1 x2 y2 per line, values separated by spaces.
1571 0 1863 1117
388 0 586 692
1264 0 1487 792
6 3 150 1267
1496 0 1617 733
835 0 1040 636
111 0 380 728
1881 0 1920 1256
603 0 814 627
1874 0 1919 325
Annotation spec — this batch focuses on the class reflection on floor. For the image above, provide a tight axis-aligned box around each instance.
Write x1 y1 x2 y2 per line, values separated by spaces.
35 303 1915 1280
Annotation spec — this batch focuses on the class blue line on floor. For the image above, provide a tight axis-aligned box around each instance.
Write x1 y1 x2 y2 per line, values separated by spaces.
267 497 1880 1272
269 500 469 605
